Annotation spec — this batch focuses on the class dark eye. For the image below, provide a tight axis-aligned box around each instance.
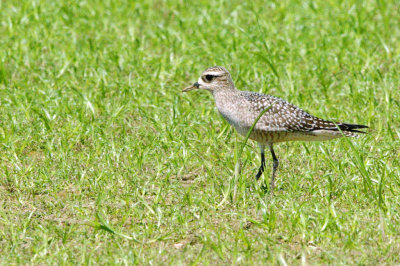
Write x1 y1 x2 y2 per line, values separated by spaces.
203 74 215 82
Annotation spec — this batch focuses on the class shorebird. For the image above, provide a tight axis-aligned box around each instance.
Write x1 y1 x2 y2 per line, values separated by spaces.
183 66 368 192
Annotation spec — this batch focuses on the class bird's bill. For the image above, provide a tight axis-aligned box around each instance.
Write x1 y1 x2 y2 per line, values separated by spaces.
182 82 200 92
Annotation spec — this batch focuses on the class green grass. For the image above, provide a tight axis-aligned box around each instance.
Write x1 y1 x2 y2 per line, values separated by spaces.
1 0 400 264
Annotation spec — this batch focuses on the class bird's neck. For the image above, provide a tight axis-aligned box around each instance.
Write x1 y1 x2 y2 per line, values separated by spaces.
212 86 240 98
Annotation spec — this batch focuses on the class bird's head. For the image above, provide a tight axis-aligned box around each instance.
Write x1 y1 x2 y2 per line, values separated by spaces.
183 66 234 93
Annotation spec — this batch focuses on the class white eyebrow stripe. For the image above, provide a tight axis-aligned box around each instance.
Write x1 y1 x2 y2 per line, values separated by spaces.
203 71 224 76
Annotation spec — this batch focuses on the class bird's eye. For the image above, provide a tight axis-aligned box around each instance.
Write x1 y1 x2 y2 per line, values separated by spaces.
203 75 215 82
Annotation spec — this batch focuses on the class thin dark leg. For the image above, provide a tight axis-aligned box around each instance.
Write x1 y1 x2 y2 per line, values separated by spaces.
269 144 279 193
255 144 265 180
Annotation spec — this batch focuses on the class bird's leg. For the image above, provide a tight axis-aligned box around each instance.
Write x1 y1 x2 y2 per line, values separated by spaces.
255 144 266 180
269 144 279 193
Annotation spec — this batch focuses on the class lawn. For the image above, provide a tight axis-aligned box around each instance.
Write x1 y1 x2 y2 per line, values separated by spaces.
1 0 400 264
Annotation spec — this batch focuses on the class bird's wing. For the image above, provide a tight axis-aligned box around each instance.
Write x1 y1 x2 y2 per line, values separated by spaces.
241 91 367 133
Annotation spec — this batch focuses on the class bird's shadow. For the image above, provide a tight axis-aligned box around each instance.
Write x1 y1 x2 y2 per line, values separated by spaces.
260 183 270 194
257 181 284 196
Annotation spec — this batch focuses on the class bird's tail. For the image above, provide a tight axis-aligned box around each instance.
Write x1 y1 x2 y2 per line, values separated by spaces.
335 123 369 134
311 119 368 139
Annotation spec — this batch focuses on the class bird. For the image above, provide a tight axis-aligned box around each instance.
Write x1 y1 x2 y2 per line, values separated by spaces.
182 66 368 193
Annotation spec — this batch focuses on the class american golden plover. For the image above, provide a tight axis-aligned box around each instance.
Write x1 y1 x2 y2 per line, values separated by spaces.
183 66 368 192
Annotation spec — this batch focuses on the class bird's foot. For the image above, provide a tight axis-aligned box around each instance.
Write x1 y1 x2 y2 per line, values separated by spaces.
255 171 263 180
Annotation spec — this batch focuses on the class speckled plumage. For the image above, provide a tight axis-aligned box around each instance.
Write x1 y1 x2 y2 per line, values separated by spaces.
183 66 368 192
215 89 362 143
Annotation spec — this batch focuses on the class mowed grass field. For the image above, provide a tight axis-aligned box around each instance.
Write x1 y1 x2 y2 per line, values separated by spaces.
1 0 400 264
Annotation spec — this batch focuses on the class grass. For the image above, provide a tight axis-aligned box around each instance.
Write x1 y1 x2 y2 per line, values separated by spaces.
0 0 399 264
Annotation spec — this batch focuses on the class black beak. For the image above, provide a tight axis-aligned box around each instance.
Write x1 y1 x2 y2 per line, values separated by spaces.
182 81 200 92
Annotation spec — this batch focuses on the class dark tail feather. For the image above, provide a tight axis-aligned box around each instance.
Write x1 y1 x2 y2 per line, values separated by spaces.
337 123 368 133
312 118 368 134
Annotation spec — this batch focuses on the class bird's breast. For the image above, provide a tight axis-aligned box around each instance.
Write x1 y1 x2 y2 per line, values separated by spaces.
217 107 252 136
213 92 256 135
